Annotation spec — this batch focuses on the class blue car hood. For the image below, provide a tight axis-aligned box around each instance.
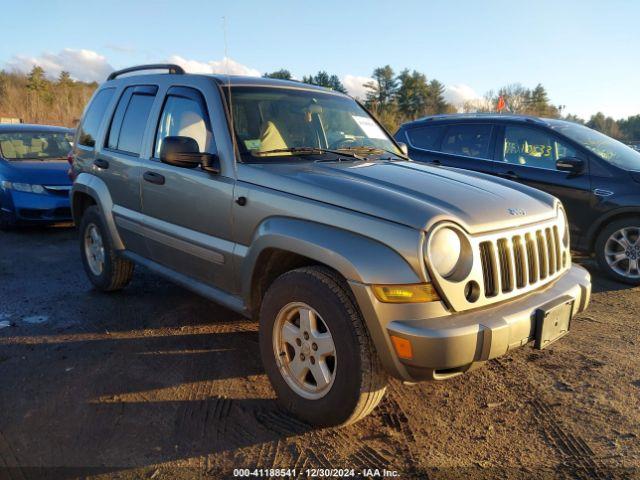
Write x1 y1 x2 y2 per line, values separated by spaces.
2 160 71 186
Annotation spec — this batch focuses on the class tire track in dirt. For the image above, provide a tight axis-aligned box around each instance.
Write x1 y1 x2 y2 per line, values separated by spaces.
0 430 27 480
530 398 612 480
493 358 612 480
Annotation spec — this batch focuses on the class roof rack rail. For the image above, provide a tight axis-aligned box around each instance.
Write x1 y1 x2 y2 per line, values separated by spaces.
106 64 185 81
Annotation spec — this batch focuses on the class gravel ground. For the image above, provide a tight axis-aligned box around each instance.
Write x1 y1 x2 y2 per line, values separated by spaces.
0 226 638 480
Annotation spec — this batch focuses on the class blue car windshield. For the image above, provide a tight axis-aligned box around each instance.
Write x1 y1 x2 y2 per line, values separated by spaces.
549 121 640 171
0 131 73 161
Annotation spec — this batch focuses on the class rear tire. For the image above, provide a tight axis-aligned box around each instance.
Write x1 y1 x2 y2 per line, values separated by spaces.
595 217 640 285
79 205 134 291
259 266 387 427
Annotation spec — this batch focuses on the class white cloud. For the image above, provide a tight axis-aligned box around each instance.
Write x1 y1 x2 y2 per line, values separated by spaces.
444 83 481 110
5 48 113 82
342 74 373 99
168 55 260 77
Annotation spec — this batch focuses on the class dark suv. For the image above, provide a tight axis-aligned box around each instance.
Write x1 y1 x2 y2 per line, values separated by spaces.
396 114 640 284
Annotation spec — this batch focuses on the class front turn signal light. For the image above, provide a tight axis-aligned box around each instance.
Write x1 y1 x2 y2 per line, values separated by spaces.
390 335 413 360
372 283 440 303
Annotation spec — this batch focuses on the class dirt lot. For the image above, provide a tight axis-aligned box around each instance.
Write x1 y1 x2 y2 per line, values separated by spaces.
0 226 638 479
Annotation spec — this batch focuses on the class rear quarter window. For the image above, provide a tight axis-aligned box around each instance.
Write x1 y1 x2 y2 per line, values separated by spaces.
405 125 445 150
78 88 115 148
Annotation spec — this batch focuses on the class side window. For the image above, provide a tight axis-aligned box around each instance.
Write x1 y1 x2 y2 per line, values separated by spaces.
502 125 577 170
441 124 492 159
78 88 115 148
106 86 157 156
405 125 445 150
154 90 214 158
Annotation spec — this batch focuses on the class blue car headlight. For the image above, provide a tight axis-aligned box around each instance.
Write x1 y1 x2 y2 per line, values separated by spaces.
1 181 45 194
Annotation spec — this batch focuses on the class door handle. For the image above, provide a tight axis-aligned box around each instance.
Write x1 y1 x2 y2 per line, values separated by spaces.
498 170 519 180
143 171 165 185
93 159 109 169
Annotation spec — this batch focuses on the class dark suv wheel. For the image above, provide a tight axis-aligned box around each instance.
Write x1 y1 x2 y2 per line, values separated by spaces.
259 266 387 427
79 206 134 291
595 217 640 285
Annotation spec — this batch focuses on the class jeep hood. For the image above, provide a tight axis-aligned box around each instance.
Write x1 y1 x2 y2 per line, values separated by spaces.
238 160 558 233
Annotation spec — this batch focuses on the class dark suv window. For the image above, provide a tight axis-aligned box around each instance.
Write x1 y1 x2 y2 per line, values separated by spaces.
502 125 577 170
78 88 115 148
405 125 445 150
107 86 158 156
441 124 493 159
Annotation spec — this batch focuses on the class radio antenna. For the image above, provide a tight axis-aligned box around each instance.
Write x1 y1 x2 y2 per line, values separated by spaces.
222 16 238 176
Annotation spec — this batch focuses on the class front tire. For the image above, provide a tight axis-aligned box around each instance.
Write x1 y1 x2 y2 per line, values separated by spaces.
79 205 134 291
259 266 387 427
595 217 640 285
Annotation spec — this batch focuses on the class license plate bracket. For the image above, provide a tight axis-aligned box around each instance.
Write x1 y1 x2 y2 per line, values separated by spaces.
534 296 574 350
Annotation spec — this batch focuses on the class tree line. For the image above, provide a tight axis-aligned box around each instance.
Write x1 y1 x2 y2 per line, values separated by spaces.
0 66 96 126
1 65 638 142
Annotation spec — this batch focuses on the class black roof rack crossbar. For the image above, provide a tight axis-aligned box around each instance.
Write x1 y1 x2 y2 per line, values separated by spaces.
107 64 185 81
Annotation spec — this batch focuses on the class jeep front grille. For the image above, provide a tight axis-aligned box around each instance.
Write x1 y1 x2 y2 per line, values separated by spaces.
479 226 562 297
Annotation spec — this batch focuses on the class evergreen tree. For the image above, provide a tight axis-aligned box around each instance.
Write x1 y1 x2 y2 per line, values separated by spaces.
27 66 47 92
301 71 347 93
263 69 292 80
364 65 397 111
396 69 430 119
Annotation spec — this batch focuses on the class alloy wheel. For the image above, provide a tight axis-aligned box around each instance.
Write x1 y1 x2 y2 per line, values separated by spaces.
272 302 337 400
604 226 640 279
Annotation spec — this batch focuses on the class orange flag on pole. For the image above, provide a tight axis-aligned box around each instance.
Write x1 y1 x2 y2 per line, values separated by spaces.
497 96 506 112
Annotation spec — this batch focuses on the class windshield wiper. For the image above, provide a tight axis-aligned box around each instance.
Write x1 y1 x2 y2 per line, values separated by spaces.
254 147 367 161
336 146 409 161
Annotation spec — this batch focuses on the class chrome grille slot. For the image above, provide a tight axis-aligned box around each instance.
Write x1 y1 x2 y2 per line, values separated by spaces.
525 233 538 284
545 228 556 275
479 241 498 297
536 230 548 279
553 226 561 271
512 235 526 288
497 238 513 292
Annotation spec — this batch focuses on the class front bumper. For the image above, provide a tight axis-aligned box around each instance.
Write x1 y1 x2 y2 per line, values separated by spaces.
1 189 72 224
350 264 591 382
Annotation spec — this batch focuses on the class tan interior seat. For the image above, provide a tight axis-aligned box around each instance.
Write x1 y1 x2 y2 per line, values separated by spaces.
1 140 17 158
257 121 288 155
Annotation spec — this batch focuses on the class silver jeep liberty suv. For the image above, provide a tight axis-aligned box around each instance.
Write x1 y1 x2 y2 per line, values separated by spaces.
70 64 591 427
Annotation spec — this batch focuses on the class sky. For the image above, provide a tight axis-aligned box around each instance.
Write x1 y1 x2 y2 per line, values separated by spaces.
1 0 638 120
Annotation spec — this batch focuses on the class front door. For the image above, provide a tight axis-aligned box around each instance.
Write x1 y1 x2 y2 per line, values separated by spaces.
140 86 235 291
493 124 593 244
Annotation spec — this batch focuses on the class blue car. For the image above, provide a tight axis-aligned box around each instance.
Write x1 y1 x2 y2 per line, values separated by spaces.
0 124 75 229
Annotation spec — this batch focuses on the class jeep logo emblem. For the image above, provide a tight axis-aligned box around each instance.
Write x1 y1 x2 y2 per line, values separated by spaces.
507 208 526 216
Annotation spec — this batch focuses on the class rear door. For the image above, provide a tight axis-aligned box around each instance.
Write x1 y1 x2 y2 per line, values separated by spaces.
99 85 158 254
140 84 236 291
493 124 593 241
403 122 497 175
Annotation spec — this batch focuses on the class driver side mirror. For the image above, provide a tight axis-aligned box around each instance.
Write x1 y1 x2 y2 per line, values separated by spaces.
397 142 409 156
159 136 220 174
556 157 584 175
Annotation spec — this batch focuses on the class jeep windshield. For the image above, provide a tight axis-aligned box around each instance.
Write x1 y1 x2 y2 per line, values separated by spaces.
549 121 640 171
223 86 402 162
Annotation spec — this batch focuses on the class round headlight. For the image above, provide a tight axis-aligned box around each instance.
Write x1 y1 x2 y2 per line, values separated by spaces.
558 208 569 246
429 227 462 278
